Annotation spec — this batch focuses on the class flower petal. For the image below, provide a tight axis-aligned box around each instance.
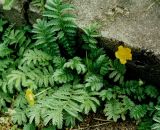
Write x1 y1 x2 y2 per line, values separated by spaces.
115 45 132 64
25 89 35 106
120 59 127 64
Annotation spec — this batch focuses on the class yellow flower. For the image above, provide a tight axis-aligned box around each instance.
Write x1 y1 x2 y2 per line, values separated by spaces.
115 45 132 64
25 89 35 106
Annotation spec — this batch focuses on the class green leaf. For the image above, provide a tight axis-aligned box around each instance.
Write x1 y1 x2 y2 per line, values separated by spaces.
122 80 146 101
145 85 159 98
0 44 12 58
138 118 152 130
28 106 41 126
12 108 27 125
43 0 77 56
0 19 7 32
43 109 63 129
3 0 15 10
104 99 122 122
85 75 103 91
130 105 147 120
64 113 80 127
21 49 52 66
0 90 11 109
96 55 110 75
14 92 27 108
32 19 60 56
99 89 114 101
42 126 57 130
152 123 160 130
53 69 74 83
109 60 126 84
0 59 13 72
64 57 87 74
23 123 36 130
7 70 26 92
152 107 160 130
53 56 66 69
122 96 135 111
80 93 100 114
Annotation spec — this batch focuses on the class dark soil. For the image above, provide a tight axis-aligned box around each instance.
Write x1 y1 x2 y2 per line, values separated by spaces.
71 113 137 130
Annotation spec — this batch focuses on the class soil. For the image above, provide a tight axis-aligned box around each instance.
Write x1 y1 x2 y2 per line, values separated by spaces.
71 113 137 130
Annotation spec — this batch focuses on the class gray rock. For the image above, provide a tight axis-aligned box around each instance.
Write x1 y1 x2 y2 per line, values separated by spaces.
0 0 26 26
70 0 160 55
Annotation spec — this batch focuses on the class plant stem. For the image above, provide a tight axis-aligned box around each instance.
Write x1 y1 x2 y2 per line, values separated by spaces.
34 87 51 97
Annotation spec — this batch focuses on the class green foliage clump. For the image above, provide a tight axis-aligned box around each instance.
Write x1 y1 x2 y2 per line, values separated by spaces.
152 106 160 130
0 0 159 129
43 0 77 56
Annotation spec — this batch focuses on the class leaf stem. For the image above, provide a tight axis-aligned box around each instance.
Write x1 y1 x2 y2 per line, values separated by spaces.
34 87 51 97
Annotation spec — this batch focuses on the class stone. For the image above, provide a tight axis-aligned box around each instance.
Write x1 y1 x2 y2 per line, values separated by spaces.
0 0 26 26
70 0 160 55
